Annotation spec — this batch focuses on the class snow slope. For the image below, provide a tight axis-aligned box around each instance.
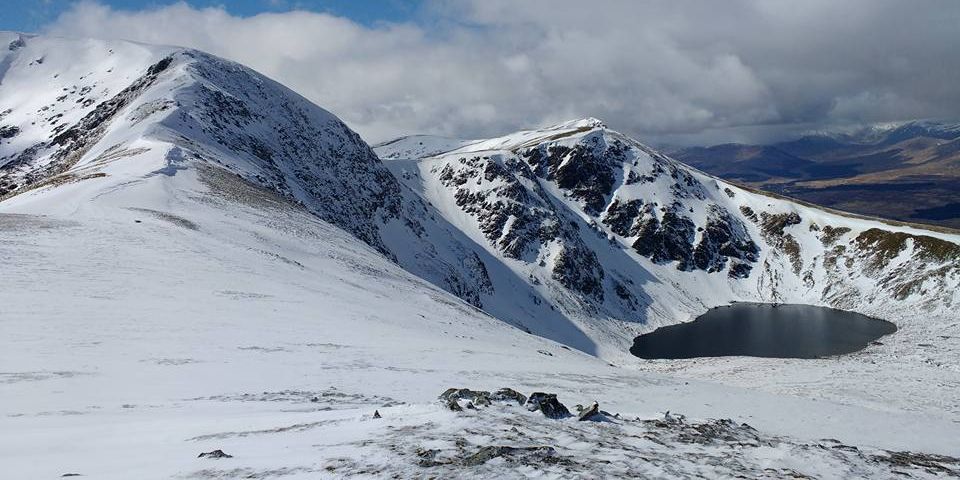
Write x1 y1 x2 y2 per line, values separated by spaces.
2 32 959 477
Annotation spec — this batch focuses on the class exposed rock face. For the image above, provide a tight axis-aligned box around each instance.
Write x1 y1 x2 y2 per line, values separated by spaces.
552 244 605 301
520 132 625 214
819 225 851 247
852 229 960 302
443 251 495 308
603 199 644 237
759 212 803 275
632 207 697 270
436 155 559 260
432 152 607 301
760 212 802 238
740 205 759 223
177 51 403 253
693 205 759 277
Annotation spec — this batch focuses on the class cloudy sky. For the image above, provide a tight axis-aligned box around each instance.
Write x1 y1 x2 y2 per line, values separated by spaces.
7 1 960 146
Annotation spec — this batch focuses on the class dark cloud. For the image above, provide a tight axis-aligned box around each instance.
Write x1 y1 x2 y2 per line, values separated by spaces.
44 0 960 145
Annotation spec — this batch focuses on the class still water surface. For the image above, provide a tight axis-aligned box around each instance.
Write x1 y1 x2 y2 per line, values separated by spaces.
631 303 897 359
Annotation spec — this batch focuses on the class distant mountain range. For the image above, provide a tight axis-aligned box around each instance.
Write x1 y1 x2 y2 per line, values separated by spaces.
670 120 960 228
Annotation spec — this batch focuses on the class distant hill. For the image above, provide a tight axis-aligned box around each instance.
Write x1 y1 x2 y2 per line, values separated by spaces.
670 120 960 228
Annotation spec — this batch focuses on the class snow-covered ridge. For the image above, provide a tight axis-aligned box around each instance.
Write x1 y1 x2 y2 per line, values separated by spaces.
374 117 609 161
373 135 473 160
0 31 402 252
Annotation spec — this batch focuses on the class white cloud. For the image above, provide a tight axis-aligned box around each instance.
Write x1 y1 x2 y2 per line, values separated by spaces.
42 0 960 145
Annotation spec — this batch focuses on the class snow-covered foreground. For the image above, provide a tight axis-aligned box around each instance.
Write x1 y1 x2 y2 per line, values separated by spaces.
1 165 958 478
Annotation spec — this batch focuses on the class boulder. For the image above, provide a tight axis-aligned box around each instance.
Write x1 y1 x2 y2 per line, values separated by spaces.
439 388 494 410
491 388 527 406
525 392 570 419
198 449 233 459
577 401 600 421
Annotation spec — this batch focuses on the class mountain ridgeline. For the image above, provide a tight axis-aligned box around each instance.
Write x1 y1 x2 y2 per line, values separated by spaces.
2 33 958 359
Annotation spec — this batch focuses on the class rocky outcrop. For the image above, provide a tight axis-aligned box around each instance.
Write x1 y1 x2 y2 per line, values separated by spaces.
602 199 644 237
0 125 18 139
551 244 605 301
577 401 601 421
492 388 527 406
632 207 697 270
692 205 759 277
436 155 562 259
440 387 530 410
440 388 491 410
759 211 804 275
441 388 570 418
520 132 625 214
525 392 571 419
198 449 233 459
462 445 561 467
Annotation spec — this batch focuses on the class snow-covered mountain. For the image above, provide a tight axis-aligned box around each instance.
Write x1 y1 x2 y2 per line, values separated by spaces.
800 119 960 146
377 118 960 356
3 33 960 477
0 32 403 252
